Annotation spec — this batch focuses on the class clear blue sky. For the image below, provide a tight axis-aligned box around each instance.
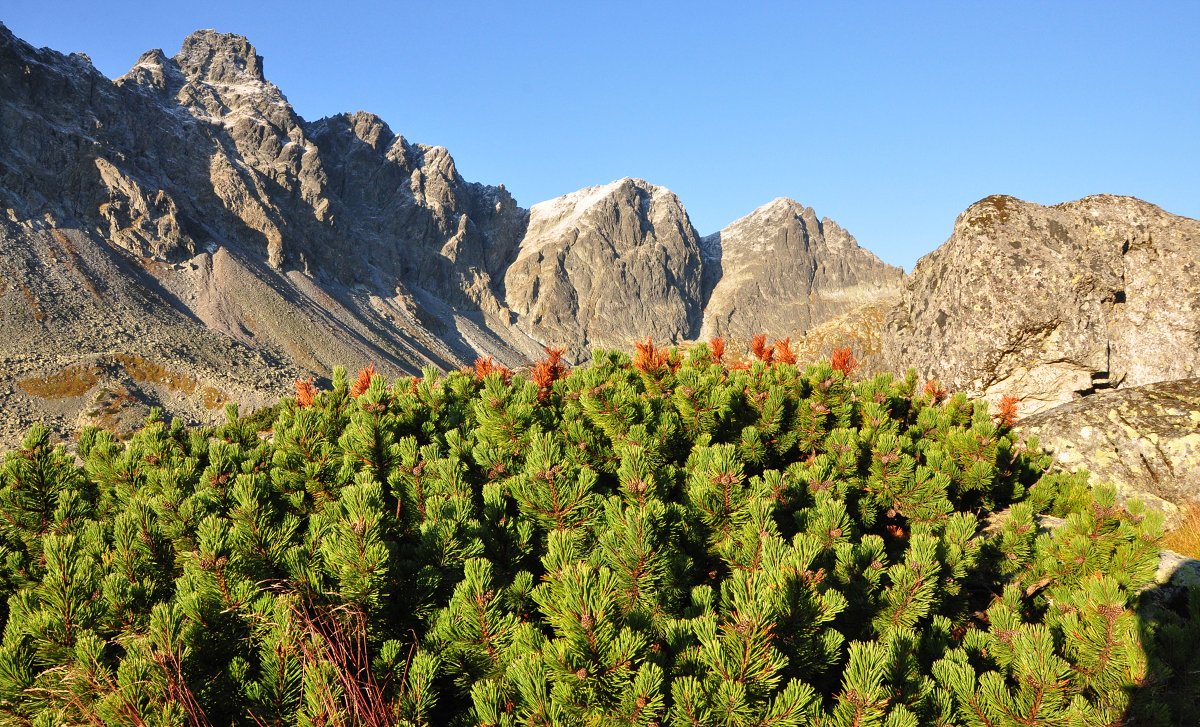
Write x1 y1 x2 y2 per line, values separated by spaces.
5 2 1198 270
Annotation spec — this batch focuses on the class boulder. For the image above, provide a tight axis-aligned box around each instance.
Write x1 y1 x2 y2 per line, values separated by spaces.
1018 378 1200 527
883 195 1200 414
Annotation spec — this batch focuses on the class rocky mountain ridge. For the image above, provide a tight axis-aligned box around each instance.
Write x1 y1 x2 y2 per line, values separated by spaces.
0 25 900 443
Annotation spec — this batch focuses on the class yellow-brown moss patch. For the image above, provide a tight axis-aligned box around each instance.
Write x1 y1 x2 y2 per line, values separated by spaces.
18 363 101 399
114 354 198 395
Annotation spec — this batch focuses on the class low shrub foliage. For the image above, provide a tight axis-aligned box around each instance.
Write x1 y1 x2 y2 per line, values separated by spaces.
0 344 1195 725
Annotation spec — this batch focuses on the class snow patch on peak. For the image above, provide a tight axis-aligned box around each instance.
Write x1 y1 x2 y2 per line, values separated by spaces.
529 179 625 218
715 198 809 244
762 197 802 211
528 177 669 222
516 178 678 262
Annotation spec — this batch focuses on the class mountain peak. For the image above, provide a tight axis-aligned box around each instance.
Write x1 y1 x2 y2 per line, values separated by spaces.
508 178 702 354
716 197 814 238
698 197 902 341
760 197 804 212
174 29 265 85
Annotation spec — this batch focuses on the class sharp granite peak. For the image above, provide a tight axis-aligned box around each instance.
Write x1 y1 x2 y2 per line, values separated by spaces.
174 29 267 85
700 197 903 342
508 177 705 354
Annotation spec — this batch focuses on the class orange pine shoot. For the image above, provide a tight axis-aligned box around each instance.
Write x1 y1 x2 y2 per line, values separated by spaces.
543 347 567 382
751 334 773 363
634 337 656 373
295 377 317 408
995 394 1020 428
474 356 513 383
830 347 859 376
923 379 948 403
709 337 726 364
350 363 376 398
532 346 568 401
773 337 796 365
633 338 670 374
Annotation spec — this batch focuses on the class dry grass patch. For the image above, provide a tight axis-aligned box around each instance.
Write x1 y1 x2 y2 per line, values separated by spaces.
114 354 198 395
18 364 101 398
50 228 103 301
18 282 44 322
1162 503 1200 559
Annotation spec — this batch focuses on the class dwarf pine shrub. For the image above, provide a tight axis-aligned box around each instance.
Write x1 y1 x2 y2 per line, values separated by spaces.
0 342 1194 726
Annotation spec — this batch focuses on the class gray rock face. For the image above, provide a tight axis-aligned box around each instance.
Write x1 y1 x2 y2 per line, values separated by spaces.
1 25 526 303
882 195 1200 414
1018 378 1200 528
504 179 704 356
699 198 902 342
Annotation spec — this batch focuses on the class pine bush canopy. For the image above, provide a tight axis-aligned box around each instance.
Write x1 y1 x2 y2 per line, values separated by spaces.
0 343 1195 726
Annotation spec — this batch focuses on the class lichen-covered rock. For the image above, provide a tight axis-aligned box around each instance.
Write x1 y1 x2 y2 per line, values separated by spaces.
1018 378 1200 527
700 198 902 342
882 195 1200 414
1155 550 1200 590
791 298 897 373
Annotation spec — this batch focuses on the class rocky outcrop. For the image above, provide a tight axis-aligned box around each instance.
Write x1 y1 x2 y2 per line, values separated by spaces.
1017 378 1200 527
700 199 902 342
882 195 1200 413
504 179 704 356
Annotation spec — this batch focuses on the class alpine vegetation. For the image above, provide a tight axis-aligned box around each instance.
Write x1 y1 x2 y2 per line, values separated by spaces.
0 341 1195 726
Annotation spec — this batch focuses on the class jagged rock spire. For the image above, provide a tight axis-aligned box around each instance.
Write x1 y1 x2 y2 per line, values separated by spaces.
174 29 265 84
